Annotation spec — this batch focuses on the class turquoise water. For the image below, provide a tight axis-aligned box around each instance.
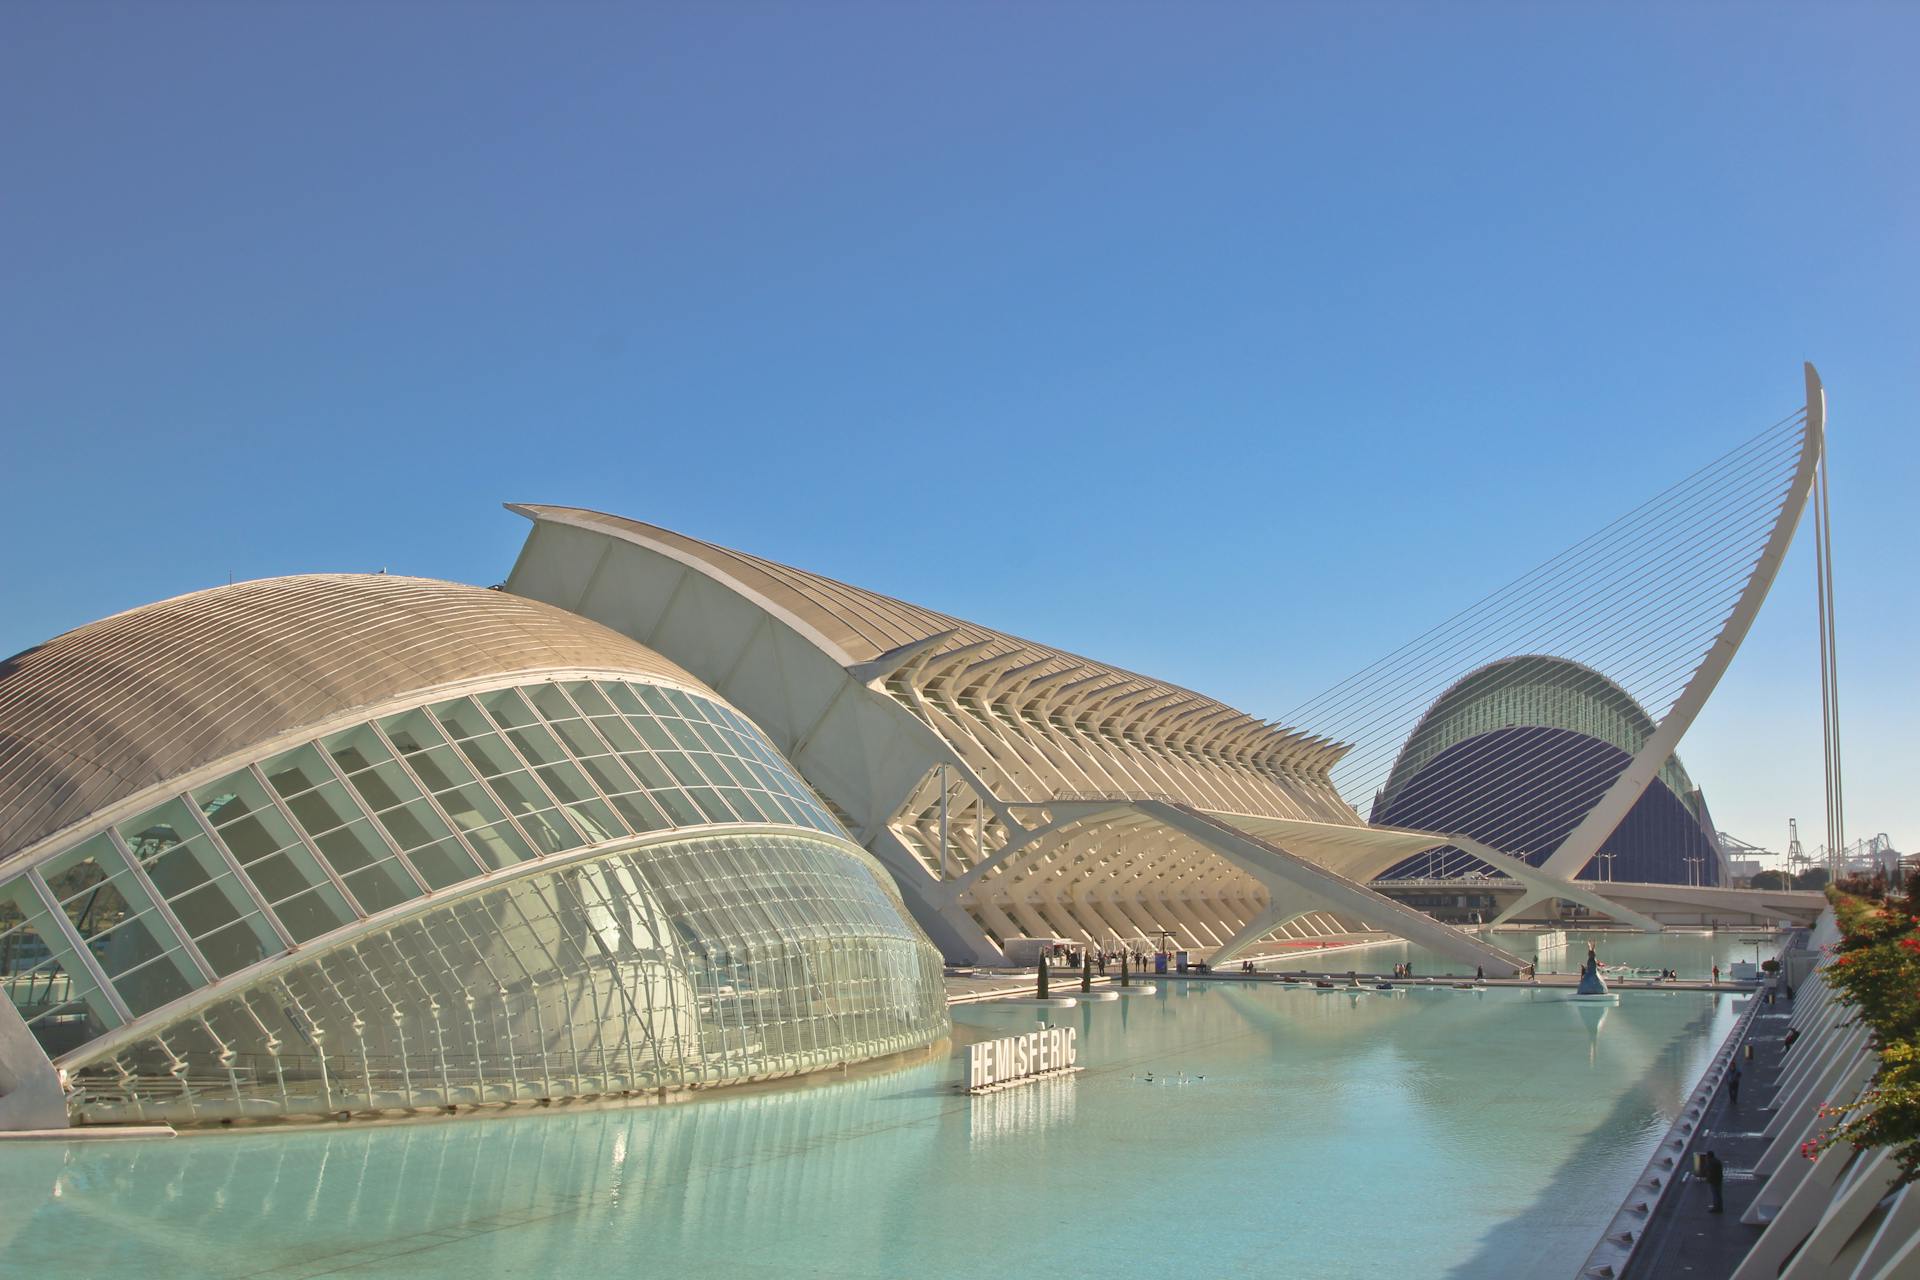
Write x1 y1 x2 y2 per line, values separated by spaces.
0 975 1743 1280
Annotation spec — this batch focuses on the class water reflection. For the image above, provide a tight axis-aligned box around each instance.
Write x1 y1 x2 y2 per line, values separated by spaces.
967 1074 1077 1150
0 980 1741 1280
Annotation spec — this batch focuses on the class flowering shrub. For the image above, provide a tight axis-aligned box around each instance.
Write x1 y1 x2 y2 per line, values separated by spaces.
1815 888 1920 1184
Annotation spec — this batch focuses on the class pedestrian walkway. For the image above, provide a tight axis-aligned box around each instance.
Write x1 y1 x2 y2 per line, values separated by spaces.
1623 994 1796 1278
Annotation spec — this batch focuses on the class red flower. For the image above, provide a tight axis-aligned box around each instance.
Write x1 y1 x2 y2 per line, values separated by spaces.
1899 937 1920 954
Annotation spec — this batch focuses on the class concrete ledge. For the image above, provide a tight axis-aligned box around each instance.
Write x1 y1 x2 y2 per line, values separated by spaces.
1 1125 176 1141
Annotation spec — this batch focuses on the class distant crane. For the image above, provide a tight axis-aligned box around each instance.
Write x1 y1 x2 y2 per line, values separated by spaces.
1787 818 1809 881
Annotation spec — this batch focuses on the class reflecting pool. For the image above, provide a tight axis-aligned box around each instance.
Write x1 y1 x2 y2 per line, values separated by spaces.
1338 927 1778 979
0 973 1744 1280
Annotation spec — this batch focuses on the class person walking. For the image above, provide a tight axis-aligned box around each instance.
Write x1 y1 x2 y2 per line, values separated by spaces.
1701 1150 1725 1213
1727 1064 1741 1106
1712 964 1720 986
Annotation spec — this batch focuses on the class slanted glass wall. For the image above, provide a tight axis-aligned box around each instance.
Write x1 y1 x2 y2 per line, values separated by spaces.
67 831 947 1124
0 678 850 1065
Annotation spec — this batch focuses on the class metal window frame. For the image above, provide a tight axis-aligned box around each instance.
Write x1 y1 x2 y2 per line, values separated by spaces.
309 742 435 897
247 761 370 917
24 867 135 1024
184 792 298 951
103 825 220 986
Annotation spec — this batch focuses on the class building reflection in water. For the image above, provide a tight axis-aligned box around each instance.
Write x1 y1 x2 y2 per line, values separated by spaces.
967 1073 1077 1152
0 1056 955 1276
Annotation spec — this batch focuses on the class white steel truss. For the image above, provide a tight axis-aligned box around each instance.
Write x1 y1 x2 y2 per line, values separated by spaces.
503 507 1526 974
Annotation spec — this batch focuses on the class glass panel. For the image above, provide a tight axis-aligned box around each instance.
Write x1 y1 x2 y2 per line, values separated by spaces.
607 792 669 833
43 836 155 941
271 884 355 944
564 682 616 717
728 789 777 823
688 720 732 756
662 718 706 753
247 852 318 903
374 798 454 853
120 799 220 898
436 782 512 835
527 684 579 722
477 686 538 730
587 713 644 754
195 771 301 864
660 688 702 719
493 712 562 764
190 911 281 978
110 951 199 1018
345 761 422 814
618 750 676 792
652 788 703 827
322 723 393 775
314 821 400 878
342 862 419 915
516 810 581 856
684 786 738 825
0 878 119 1054
549 717 611 760
464 820 536 870
629 715 677 753
480 769 552 817
404 838 482 892
450 731 521 779
378 706 447 753
655 750 707 790
283 781 363 837
260 744 334 798
430 697 494 742
599 681 647 716
635 685 676 718
578 754 640 800
397 743 471 794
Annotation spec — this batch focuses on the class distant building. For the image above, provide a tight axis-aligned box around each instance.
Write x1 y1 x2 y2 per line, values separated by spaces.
1370 656 1729 888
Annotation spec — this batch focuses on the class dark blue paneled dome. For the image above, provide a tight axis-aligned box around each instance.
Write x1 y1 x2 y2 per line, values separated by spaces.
1370 656 1724 886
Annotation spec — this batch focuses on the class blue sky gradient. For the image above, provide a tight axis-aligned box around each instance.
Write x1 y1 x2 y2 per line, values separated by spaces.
3 2 1913 854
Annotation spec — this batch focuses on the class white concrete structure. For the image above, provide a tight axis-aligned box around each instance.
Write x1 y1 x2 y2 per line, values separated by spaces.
505 507 1529 976
0 576 948 1128
1728 915 1919 1280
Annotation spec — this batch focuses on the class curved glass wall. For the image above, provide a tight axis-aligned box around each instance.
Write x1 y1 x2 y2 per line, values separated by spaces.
67 831 946 1124
0 679 856 1065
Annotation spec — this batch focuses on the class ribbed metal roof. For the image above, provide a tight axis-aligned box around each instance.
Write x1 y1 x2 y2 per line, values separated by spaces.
506 505 1336 764
0 574 707 863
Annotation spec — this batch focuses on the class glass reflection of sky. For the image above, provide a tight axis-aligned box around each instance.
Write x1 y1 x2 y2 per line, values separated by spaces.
0 974 1740 1280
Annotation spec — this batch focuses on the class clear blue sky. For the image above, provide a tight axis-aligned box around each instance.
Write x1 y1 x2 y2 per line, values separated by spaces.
3 3 1913 855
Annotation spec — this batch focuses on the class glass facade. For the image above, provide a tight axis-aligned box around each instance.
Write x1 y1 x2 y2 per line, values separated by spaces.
68 831 945 1125
0 677 934 1098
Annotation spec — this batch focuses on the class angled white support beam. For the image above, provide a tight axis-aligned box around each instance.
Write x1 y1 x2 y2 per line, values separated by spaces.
848 631 959 687
1539 365 1825 881
1140 802 1528 975
1450 835 1666 932
952 801 1137 892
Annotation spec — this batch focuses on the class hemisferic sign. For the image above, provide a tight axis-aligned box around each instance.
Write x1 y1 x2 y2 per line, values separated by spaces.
965 1026 1079 1093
